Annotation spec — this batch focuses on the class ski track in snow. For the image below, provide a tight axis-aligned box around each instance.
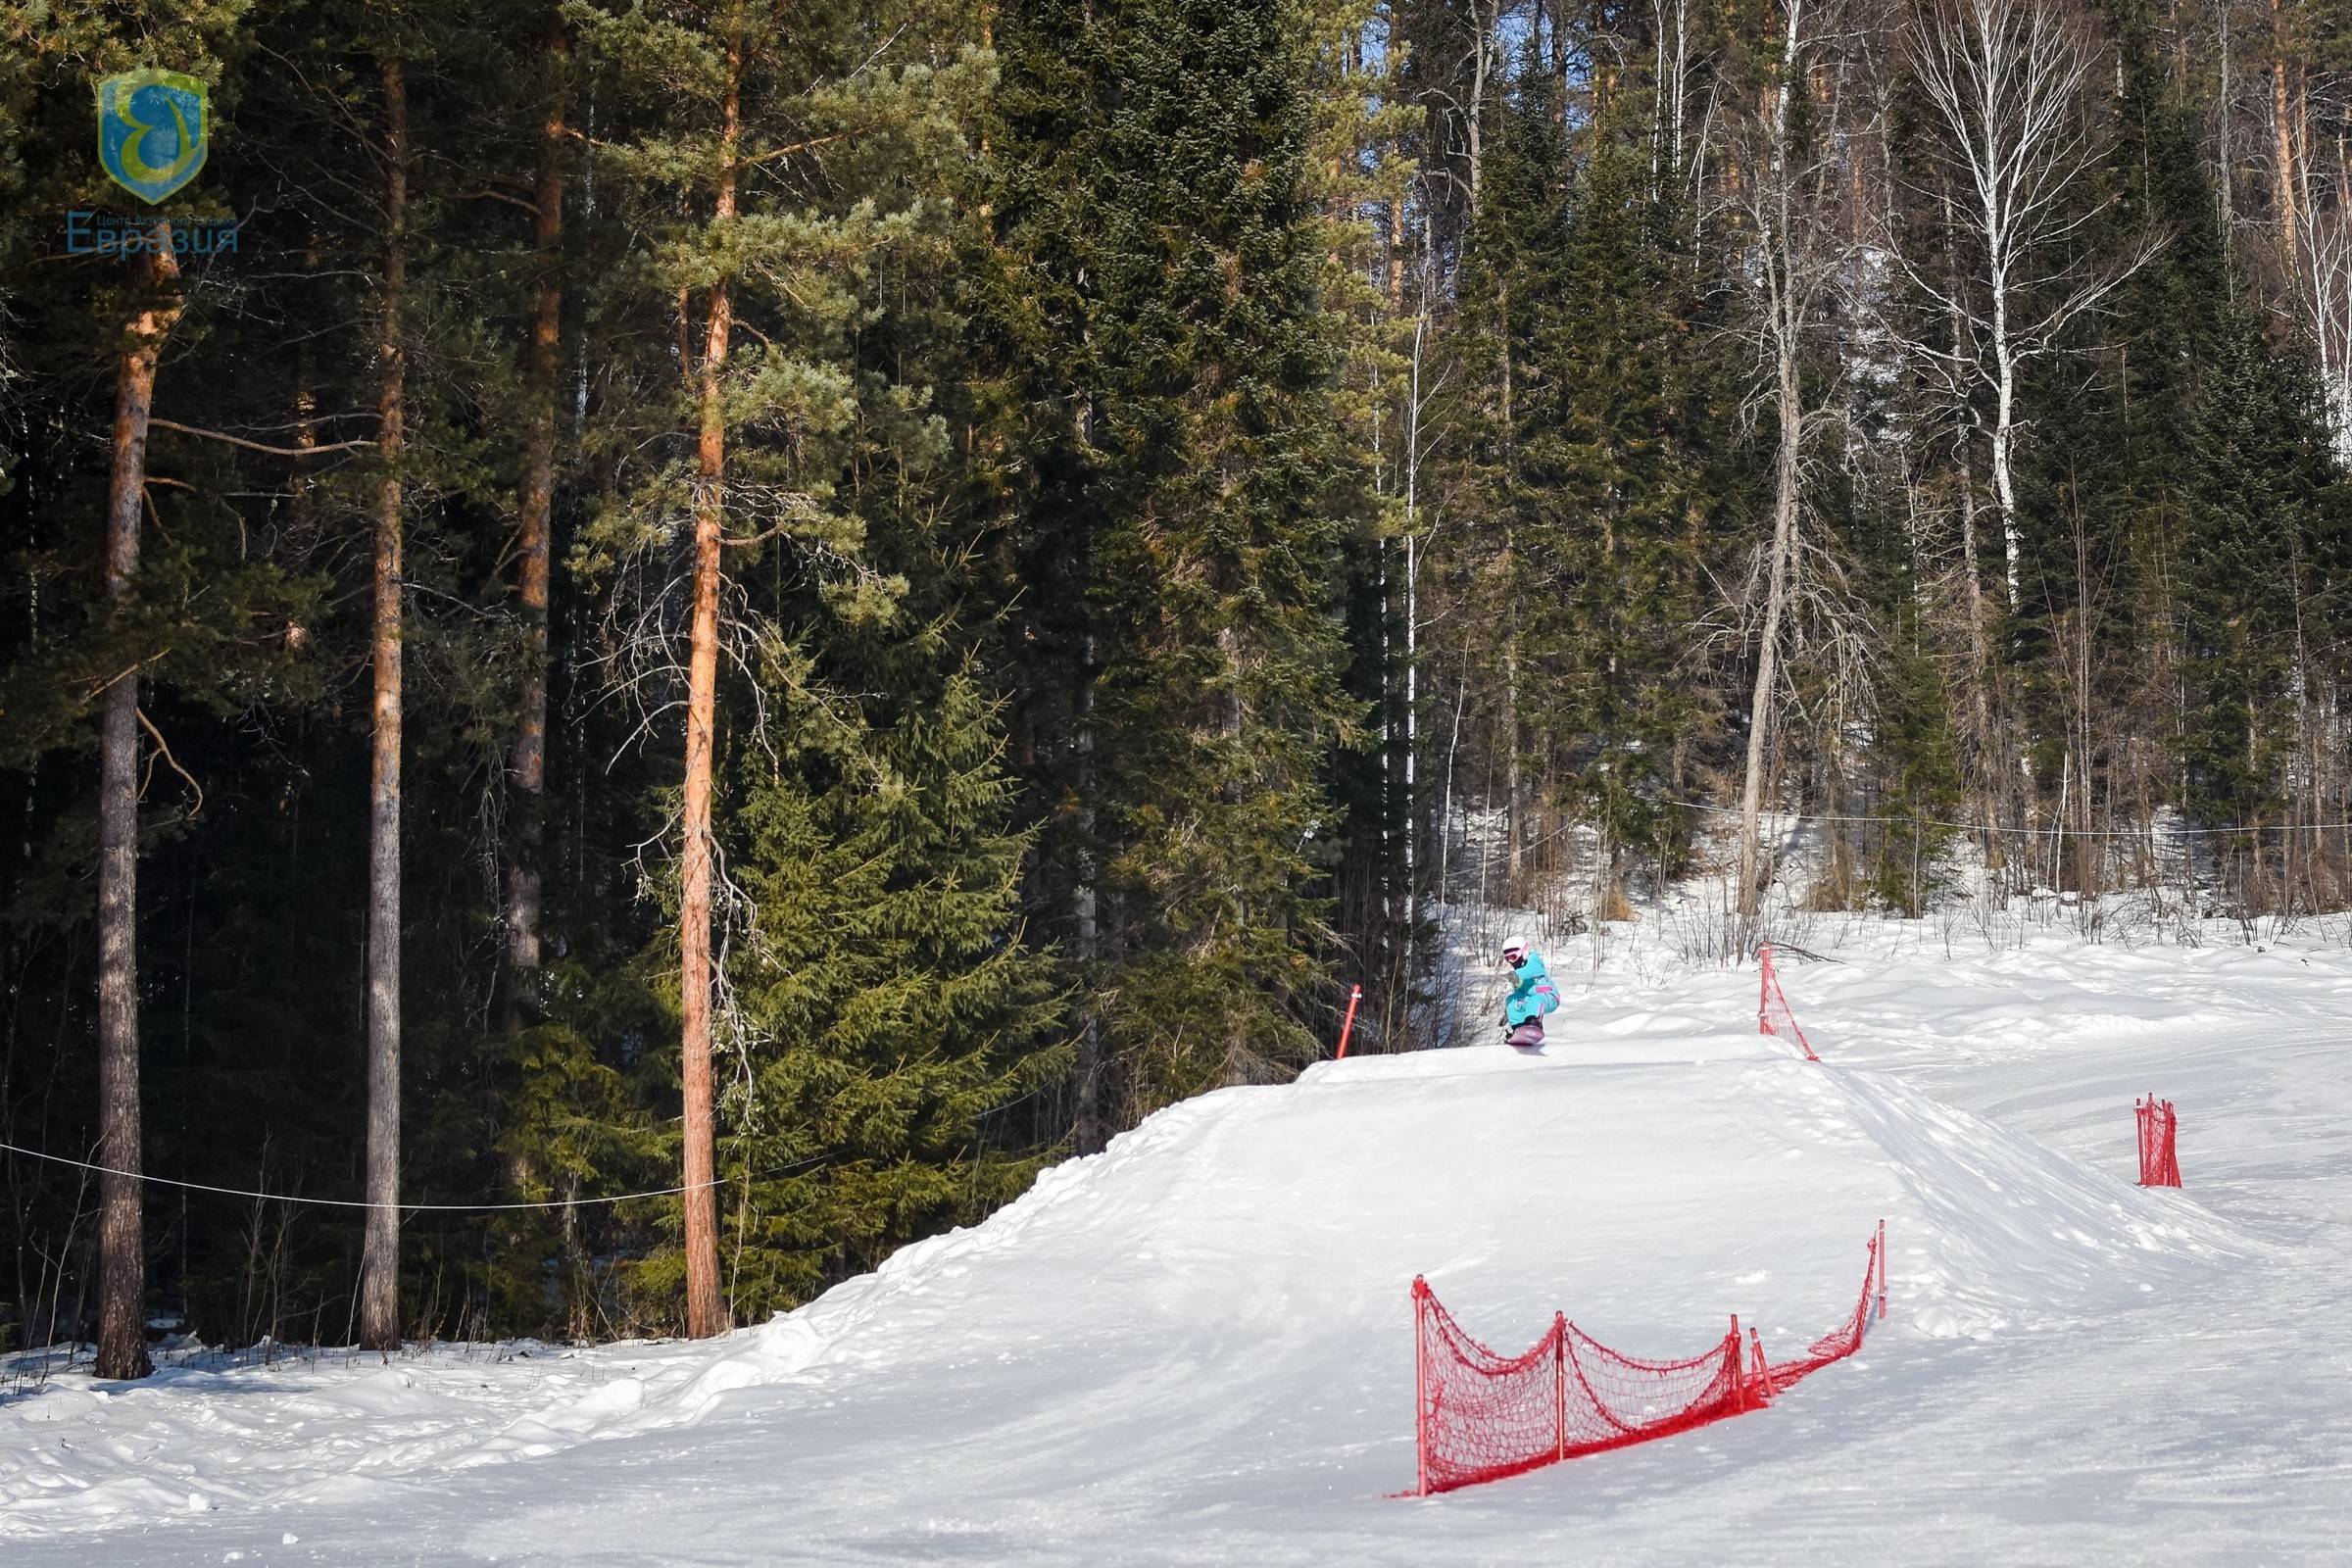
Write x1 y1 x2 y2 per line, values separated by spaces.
4 923 2349 1564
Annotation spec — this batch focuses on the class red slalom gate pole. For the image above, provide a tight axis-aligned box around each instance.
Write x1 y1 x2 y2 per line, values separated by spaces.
1729 1315 1745 1410
1876 1219 1887 1321
1553 1312 1568 1458
1412 1277 1431 1496
1334 983 1363 1059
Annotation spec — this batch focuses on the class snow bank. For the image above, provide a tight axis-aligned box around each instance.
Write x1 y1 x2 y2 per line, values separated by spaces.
3 921 2340 1563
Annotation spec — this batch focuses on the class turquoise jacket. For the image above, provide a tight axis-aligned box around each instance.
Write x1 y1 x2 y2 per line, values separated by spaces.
1504 951 1560 1026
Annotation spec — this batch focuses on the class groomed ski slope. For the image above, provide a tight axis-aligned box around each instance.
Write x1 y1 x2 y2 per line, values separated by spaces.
4 923 2350 1564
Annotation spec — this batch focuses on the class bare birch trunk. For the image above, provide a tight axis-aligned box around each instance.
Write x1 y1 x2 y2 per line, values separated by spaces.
359 58 409 1354
1466 1 1491 213
1941 181 1993 724
1501 613 1522 893
94 229 183 1383
1736 0 1808 923
505 11 567 1020
1402 317 1425 926
1989 270 2022 612
2217 5 2233 256
1497 258 1521 893
1739 345 1803 919
677 34 740 1342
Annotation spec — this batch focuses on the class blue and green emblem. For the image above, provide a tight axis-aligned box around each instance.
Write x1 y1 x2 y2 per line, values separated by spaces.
96 69 211 205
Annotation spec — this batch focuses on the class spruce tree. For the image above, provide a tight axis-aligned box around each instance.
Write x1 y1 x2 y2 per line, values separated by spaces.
2180 313 2337 832
717 667 1063 1314
1530 100 1700 884
997 0 1360 1123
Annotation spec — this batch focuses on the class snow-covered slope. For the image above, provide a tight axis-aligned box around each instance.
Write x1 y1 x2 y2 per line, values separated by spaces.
5 924 2349 1565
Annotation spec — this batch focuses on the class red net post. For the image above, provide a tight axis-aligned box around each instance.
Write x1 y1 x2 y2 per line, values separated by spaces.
1414 1284 1577 1492
2136 1097 2182 1188
1335 984 1363 1060
1553 1312 1568 1459
1875 1218 1887 1321
1412 1277 1431 1496
1757 944 1821 1062
1745 1324 1773 1408
1728 1315 1748 1411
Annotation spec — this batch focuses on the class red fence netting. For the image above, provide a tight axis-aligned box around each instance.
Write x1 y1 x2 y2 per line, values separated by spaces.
2136 1096 2181 1188
1409 1222 1886 1495
1757 944 1820 1062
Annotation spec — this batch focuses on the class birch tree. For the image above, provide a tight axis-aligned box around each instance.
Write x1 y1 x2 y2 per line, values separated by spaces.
2292 139 2352 461
1731 0 1861 920
1906 0 2154 612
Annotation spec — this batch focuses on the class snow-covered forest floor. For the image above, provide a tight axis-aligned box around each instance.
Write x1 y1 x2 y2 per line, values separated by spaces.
5 912 2350 1564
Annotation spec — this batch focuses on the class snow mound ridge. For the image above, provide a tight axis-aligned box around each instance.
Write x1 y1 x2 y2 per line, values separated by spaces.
662 1032 2236 1418
0 1025 2242 1538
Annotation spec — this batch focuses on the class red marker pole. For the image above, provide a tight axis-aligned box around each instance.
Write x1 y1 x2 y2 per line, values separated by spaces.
1334 983 1363 1059
1412 1278 1431 1496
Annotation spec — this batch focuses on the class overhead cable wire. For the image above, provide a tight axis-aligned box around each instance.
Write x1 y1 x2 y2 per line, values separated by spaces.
0 1138 829 1212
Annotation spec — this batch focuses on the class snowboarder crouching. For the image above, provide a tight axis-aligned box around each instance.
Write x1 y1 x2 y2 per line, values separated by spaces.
1499 936 1559 1049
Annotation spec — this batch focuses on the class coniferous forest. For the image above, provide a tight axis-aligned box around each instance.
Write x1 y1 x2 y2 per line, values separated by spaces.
4 0 2349 1371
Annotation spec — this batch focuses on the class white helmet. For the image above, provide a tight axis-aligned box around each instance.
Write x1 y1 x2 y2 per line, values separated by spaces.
1499 932 1537 963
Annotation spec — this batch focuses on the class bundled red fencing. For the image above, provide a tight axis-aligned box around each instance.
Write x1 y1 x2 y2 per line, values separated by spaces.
1409 1223 1886 1495
1757 943 1821 1062
2136 1096 2182 1188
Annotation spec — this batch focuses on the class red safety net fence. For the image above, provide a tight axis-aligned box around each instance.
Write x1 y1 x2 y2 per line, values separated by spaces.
1757 944 1820 1062
2137 1096 2182 1187
1408 1222 1886 1495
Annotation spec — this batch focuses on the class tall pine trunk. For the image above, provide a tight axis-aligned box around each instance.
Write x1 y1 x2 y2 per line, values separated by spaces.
95 230 184 1382
360 58 411 1354
1072 628 1105 1155
2272 0 2299 273
505 11 567 1022
677 32 740 1342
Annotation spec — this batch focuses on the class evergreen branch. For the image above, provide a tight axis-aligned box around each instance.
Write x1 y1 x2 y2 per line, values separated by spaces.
85 651 172 702
744 126 873 169
449 188 548 219
150 418 377 458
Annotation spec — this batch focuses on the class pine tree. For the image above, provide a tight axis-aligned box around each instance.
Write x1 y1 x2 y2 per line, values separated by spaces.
0 0 276 1379
568 0 997 1329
